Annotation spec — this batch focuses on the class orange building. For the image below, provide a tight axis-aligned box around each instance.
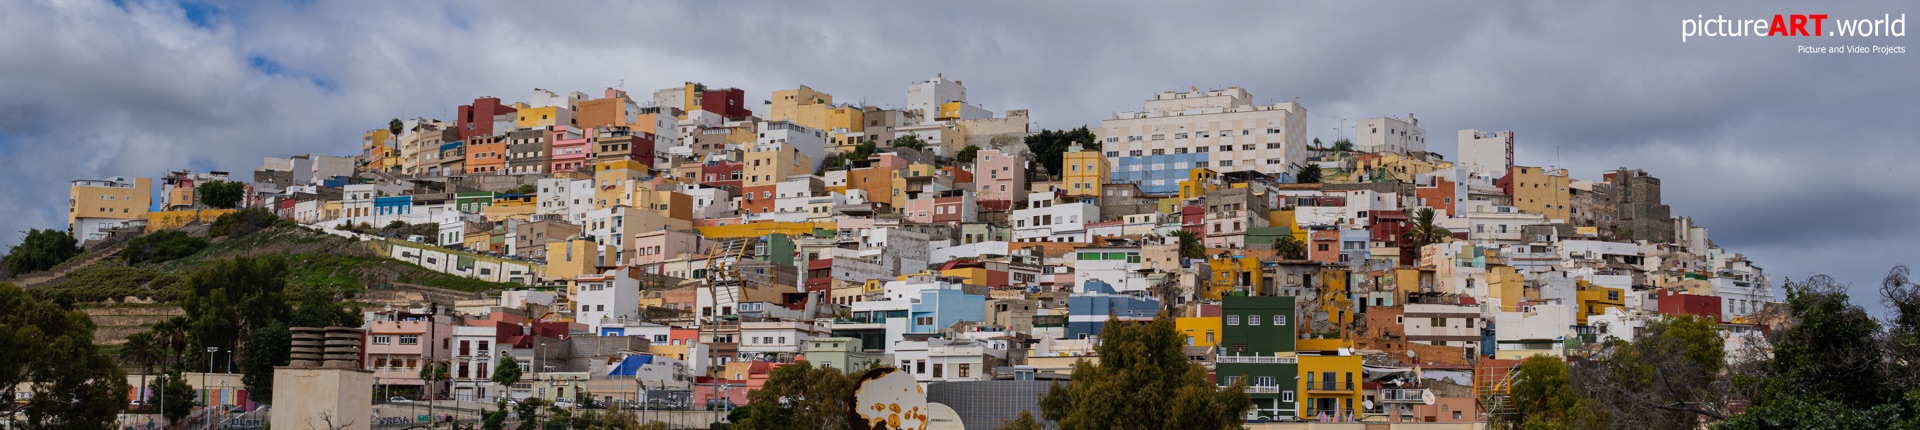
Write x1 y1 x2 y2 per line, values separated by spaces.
464 135 507 174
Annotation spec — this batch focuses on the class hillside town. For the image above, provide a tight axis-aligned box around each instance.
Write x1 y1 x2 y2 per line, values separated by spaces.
56 75 1781 428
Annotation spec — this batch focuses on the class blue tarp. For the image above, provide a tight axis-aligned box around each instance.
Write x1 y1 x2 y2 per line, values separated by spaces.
607 354 654 377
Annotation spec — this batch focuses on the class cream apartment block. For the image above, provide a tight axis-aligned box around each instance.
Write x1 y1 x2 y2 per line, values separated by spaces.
1100 88 1308 192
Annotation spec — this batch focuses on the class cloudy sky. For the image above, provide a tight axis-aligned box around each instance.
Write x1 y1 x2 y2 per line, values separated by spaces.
3 0 1916 313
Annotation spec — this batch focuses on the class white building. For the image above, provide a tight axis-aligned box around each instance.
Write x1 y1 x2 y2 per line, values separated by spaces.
1011 192 1100 243
893 338 1000 384
738 320 829 362
576 268 643 334
536 178 594 223
450 325 500 401
1457 129 1514 177
1071 247 1155 293
1403 303 1482 350
1353 114 1427 155
905 73 989 123
1101 87 1309 181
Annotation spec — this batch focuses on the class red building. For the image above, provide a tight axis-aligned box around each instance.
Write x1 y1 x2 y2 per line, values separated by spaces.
1657 290 1724 322
457 97 518 140
694 86 751 119
700 160 744 194
1180 205 1205 235
1308 229 1341 264
1414 175 1457 217
1367 209 1416 264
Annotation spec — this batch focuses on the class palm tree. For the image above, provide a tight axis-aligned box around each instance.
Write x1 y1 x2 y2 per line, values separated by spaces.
120 331 163 408
150 317 190 370
1168 231 1204 260
1404 207 1452 255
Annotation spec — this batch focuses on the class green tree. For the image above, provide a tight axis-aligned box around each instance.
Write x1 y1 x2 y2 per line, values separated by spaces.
1274 233 1307 260
149 369 196 424
0 283 130 428
481 399 511 430
119 331 164 412
1718 274 1909 429
493 354 524 388
1580 314 1728 428
6 228 79 275
209 207 280 237
731 361 855 430
998 410 1044 430
420 359 452 402
389 118 405 137
957 145 981 164
1040 314 1251 429
1169 230 1204 260
515 397 546 430
120 230 209 264
1331 139 1354 154
890 134 925 150
1024 127 1098 179
197 180 247 209
1294 163 1322 184
1506 355 1588 430
1404 207 1452 255
241 321 289 403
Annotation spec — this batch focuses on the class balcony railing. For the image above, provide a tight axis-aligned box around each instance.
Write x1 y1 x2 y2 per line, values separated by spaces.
1241 385 1281 394
1381 388 1427 403
1216 355 1297 364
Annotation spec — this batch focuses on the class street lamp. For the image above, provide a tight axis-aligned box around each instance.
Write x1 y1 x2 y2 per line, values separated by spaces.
206 346 218 430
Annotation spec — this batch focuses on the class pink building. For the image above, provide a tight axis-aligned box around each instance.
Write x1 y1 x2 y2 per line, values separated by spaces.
903 190 976 224
634 229 712 266
365 311 456 399
549 125 592 173
973 149 1027 204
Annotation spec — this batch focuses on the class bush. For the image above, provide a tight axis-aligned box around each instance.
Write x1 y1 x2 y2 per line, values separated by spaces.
210 207 280 237
31 266 188 303
5 228 79 274
120 231 208 265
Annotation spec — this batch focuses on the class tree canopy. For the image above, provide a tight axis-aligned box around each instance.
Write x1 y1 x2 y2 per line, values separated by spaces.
1168 230 1204 260
197 180 247 209
1025 127 1098 178
1040 313 1251 429
958 145 981 164
0 282 130 428
1294 163 1322 184
6 228 79 275
730 361 856 430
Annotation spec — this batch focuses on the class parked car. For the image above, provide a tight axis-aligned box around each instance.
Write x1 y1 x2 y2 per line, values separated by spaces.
704 399 734 411
551 399 574 409
645 399 682 410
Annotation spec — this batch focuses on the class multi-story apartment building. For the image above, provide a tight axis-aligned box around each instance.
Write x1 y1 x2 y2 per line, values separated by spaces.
456 97 518 140
1352 114 1426 155
366 311 456 399
68 177 152 241
1060 144 1109 197
972 149 1027 205
1216 295 1299 421
464 135 507 175
504 126 555 175
592 127 659 167
576 267 643 334
1101 88 1308 193
1457 129 1514 177
1508 166 1571 222
549 127 592 174
1010 191 1099 243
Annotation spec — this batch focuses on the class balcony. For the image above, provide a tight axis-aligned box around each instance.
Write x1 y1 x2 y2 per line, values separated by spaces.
1305 381 1355 393
1216 355 1296 364
1240 385 1282 394
1380 388 1428 404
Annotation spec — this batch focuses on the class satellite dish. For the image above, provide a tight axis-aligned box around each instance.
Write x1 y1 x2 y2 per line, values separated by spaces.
1363 399 1374 411
1406 350 1418 359
1421 390 1437 405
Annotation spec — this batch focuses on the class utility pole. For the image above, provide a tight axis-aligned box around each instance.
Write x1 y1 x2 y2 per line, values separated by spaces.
205 347 217 430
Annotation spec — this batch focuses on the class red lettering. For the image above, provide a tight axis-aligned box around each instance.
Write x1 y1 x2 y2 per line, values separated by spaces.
1769 14 1789 36
1811 14 1828 36
1791 14 1809 36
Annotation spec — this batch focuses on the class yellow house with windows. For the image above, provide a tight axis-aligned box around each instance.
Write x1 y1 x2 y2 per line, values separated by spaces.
1061 144 1108 197
516 106 569 129
1575 280 1626 325
1296 338 1365 420
1178 168 1224 200
1176 316 1222 347
1206 254 1264 300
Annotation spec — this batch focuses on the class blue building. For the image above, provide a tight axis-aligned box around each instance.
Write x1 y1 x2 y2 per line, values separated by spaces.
1065 293 1160 339
1108 153 1208 194
374 195 412 216
909 288 986 334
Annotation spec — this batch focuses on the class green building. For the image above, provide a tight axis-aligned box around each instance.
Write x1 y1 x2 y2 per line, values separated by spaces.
455 192 494 213
1216 295 1299 420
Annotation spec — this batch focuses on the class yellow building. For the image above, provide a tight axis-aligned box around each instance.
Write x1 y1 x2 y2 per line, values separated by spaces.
1178 168 1224 200
594 159 649 209
1175 316 1222 347
515 106 569 129
1358 153 1454 183
1489 266 1531 312
1295 338 1365 419
1575 280 1626 325
939 267 992 287
1060 144 1108 197
770 86 832 122
544 239 604 283
1206 255 1264 300
1511 165 1571 222
362 129 392 171
68 177 153 241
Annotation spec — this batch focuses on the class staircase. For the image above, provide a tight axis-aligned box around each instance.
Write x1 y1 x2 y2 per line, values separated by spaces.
1476 364 1519 426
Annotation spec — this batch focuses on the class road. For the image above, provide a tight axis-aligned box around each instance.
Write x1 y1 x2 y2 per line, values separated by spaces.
371 401 731 429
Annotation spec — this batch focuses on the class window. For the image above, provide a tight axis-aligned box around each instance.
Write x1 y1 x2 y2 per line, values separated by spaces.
1282 391 1295 402
399 335 419 345
1431 318 1446 328
1466 318 1476 328
958 364 971 378
1248 315 1261 326
933 364 944 378
1274 315 1286 326
372 335 392 345
1254 376 1276 387
916 361 926 374
1226 315 1240 325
